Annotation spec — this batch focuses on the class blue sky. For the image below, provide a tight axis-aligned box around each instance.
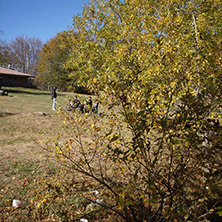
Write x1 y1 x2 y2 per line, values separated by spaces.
0 0 89 43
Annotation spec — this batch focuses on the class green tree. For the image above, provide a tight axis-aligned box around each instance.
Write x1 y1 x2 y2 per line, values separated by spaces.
36 31 73 90
43 0 222 221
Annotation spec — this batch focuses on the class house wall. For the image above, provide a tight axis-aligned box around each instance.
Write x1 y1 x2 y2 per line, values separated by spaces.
0 74 32 87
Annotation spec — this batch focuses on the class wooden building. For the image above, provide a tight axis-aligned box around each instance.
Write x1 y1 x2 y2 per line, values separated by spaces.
0 67 34 88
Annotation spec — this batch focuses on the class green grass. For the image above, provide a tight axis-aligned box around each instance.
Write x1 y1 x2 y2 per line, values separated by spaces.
0 87 78 150
0 87 75 114
0 87 105 221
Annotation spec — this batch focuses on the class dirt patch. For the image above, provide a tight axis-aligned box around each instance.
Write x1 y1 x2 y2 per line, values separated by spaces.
0 112 63 160
0 111 65 189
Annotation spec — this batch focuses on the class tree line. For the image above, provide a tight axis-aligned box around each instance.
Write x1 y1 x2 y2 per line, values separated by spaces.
0 32 83 91
0 35 42 75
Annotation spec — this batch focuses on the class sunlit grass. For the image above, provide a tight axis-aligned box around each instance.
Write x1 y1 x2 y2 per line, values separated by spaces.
0 87 104 221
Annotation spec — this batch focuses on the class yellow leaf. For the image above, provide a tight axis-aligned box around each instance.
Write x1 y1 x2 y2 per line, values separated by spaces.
185 141 189 147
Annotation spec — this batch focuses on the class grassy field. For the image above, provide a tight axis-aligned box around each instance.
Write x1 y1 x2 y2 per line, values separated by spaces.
0 87 90 221
0 87 75 163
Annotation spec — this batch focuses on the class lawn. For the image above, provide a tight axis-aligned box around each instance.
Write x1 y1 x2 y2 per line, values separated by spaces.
0 87 75 114
0 87 75 163
0 87 112 221
0 87 89 221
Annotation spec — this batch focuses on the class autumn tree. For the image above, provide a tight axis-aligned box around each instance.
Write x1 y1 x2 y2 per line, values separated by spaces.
42 0 222 221
36 31 79 90
8 35 42 75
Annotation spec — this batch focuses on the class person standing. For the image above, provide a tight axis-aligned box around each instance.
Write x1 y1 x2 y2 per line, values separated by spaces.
86 96 93 112
51 86 57 111
92 98 99 114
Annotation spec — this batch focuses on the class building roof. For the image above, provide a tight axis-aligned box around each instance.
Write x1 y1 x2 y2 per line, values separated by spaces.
0 67 34 77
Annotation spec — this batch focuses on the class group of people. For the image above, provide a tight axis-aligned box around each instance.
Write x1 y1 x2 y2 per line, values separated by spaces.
51 87 99 114
67 95 99 114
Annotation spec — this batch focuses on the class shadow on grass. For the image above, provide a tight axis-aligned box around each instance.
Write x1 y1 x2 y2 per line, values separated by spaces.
3 88 69 98
0 112 18 117
4 88 51 96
